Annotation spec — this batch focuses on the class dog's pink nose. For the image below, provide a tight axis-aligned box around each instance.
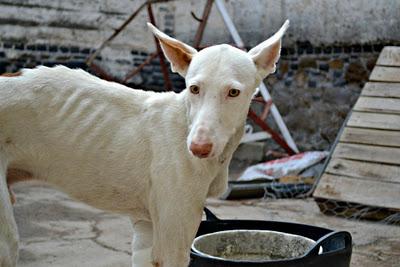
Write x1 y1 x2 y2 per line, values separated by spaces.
190 142 213 158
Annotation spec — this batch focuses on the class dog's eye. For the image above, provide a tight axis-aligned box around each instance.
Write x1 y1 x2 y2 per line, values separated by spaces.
228 89 240 97
190 85 200 94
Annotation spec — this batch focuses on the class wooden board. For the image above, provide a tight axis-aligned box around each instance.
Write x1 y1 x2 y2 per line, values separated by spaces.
315 46 400 214
325 158 400 184
340 127 400 147
314 173 400 210
370 66 400 82
332 143 400 165
353 96 400 114
362 82 400 98
376 46 400 67
347 111 400 130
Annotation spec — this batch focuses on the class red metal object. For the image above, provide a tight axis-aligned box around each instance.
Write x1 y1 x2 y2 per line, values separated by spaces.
123 52 158 83
147 2 173 91
260 99 273 121
90 63 120 82
86 1 148 66
84 0 295 155
251 97 268 104
86 0 171 66
248 109 295 155
193 0 214 49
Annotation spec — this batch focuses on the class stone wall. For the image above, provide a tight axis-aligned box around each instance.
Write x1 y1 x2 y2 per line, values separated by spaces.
0 0 398 152
262 44 380 152
0 0 185 90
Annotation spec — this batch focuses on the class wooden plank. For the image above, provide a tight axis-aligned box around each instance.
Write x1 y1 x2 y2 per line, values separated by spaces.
370 66 400 82
361 82 400 98
325 158 400 184
340 127 400 147
376 46 400 67
314 173 400 210
347 111 400 130
353 96 400 114
314 47 400 213
332 143 400 165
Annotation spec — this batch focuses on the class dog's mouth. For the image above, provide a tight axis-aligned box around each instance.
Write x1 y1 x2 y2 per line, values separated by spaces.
194 153 211 159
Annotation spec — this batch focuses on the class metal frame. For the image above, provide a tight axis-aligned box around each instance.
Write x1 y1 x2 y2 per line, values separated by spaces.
214 0 298 154
85 0 298 155
86 0 173 91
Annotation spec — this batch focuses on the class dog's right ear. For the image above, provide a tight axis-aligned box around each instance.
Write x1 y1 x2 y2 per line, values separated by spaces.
147 23 197 77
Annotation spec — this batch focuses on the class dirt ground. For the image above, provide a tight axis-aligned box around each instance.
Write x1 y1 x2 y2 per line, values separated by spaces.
12 182 400 267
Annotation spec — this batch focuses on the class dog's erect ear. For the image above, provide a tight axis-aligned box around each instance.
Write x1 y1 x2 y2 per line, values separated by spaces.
248 20 289 79
147 23 197 77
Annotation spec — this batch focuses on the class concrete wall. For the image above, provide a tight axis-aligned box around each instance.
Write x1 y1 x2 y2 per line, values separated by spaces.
0 0 398 151
175 0 400 47
0 0 159 50
0 0 399 51
1 0 397 81
0 0 176 81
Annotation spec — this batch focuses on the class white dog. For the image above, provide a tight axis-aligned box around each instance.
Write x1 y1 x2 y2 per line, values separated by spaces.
0 21 289 267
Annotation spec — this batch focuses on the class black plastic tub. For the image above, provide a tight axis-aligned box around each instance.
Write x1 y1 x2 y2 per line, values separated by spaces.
189 208 352 267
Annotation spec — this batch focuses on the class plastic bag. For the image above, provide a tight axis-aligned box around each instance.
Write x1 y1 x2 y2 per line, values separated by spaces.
238 151 329 181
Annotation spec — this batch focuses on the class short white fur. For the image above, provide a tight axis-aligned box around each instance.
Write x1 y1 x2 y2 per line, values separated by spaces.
0 20 289 267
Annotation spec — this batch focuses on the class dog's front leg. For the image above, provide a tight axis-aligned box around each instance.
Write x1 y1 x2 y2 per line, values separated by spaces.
149 176 207 267
131 220 153 267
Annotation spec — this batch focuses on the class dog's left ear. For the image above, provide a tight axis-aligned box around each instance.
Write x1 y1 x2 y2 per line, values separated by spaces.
248 20 289 79
147 23 197 77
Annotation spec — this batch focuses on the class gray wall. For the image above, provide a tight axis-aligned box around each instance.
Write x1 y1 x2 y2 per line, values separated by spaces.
175 0 400 47
0 0 398 151
1 0 399 51
1 0 398 81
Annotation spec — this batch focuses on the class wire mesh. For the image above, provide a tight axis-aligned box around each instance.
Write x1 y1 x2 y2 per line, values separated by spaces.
258 178 400 226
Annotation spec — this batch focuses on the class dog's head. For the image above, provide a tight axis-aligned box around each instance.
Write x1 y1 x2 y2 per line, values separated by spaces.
148 21 289 159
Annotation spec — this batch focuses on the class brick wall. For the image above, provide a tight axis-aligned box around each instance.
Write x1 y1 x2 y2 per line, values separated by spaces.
1 0 399 152
0 0 185 91
0 39 391 152
0 41 185 91
260 43 382 152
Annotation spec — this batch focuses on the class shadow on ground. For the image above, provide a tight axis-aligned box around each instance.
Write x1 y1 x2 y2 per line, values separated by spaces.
12 182 400 267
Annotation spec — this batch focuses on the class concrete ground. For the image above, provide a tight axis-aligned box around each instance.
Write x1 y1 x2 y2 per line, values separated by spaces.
12 182 400 267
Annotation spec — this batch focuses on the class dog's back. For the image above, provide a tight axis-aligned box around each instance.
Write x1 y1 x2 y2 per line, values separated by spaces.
0 66 176 214
0 66 139 170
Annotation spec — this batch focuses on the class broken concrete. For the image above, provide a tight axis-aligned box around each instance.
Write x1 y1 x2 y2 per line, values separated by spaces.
12 182 400 267
14 182 131 267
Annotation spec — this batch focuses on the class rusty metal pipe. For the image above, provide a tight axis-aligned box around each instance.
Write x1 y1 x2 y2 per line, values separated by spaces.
248 109 296 155
147 2 173 91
